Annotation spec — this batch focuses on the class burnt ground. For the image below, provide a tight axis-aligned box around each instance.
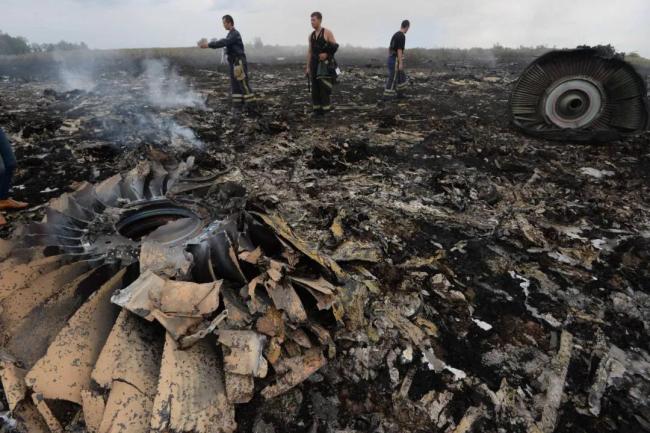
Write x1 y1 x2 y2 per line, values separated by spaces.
1 56 650 433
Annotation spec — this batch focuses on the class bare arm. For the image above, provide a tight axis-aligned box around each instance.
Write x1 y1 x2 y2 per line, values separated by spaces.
397 48 404 68
325 29 337 45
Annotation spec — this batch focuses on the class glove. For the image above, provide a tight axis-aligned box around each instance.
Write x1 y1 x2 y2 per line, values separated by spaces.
234 64 246 81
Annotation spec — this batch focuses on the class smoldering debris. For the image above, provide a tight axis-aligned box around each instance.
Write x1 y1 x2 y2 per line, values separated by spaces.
31 56 208 156
96 111 205 151
143 58 206 109
0 52 650 433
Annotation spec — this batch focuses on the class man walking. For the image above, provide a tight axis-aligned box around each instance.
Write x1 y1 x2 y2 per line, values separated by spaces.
384 20 410 99
0 128 28 226
305 12 339 115
199 15 256 107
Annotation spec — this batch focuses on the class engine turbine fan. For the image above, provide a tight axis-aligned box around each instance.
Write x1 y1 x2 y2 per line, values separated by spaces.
510 47 649 142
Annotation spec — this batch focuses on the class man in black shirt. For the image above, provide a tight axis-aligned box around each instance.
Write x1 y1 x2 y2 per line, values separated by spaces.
199 15 256 107
384 20 410 99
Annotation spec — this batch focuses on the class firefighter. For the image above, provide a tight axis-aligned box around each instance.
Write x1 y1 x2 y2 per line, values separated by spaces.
198 15 256 107
0 128 28 226
384 20 410 99
305 12 339 115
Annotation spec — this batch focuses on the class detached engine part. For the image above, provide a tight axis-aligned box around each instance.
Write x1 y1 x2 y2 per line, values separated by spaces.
510 47 649 141
0 158 350 433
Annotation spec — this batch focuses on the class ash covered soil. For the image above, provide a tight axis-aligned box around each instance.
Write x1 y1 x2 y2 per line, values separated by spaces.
1 57 650 433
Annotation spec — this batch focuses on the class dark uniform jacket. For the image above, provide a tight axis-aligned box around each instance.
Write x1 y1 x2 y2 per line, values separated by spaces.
208 29 246 62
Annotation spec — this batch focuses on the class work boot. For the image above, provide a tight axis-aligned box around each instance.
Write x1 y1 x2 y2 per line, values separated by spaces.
245 102 261 117
0 214 6 226
0 198 28 210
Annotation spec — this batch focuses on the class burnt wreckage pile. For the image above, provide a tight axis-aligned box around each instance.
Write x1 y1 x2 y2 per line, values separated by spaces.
0 46 650 433
0 157 361 433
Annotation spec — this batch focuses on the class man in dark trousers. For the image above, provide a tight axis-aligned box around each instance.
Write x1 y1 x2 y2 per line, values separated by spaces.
384 20 410 99
199 15 256 107
305 12 339 115
0 128 28 226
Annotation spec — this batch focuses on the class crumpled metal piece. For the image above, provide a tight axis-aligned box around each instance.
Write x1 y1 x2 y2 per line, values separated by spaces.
261 347 327 399
111 269 221 339
218 330 268 378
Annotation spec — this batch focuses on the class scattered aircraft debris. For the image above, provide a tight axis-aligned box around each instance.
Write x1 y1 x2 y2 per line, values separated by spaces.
0 51 649 432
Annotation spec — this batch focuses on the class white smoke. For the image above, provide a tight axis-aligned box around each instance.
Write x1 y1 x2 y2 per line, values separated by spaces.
139 59 206 150
54 51 98 91
142 58 205 109
51 53 206 151
59 68 97 91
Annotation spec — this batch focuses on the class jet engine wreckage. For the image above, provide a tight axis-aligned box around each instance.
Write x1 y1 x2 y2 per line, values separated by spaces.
0 157 363 433
510 47 649 142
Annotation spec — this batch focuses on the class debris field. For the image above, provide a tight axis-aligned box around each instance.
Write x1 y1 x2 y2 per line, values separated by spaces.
0 53 649 433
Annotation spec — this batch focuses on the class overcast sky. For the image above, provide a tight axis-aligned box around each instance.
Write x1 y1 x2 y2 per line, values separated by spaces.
1 0 649 56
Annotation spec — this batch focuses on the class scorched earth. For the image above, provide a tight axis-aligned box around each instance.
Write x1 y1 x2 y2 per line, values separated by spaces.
0 51 649 433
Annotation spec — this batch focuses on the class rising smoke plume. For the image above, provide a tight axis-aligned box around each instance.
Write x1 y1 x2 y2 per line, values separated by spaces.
143 58 206 109
54 54 207 151
55 50 99 91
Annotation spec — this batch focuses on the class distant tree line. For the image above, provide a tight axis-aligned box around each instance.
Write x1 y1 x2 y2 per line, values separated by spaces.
0 30 88 55
0 31 30 55
32 40 88 53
